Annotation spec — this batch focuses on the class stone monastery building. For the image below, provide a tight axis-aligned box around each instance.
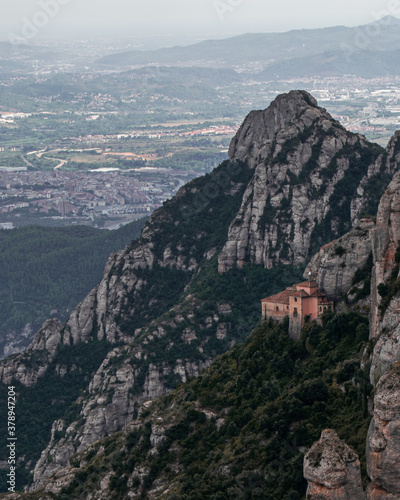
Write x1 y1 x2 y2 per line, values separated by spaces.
261 276 334 339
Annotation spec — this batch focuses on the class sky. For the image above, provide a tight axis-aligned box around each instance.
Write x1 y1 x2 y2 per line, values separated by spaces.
1 0 399 43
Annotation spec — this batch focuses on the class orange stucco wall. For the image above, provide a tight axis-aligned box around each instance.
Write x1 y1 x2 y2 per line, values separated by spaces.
302 296 319 322
262 301 289 321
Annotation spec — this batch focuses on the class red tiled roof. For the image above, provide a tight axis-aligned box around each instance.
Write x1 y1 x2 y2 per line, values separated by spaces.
261 288 292 305
262 287 312 304
262 280 334 306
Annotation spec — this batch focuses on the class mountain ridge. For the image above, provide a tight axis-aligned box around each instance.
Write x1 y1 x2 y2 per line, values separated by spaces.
0 90 399 495
97 16 400 76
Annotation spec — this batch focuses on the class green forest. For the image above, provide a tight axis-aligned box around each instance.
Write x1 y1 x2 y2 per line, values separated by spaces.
0 219 146 355
50 312 372 500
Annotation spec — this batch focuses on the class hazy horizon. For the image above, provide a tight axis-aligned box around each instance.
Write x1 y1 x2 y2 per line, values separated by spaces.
1 0 399 47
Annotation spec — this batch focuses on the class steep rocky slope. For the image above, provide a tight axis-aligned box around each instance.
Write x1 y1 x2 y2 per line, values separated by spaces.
304 131 400 307
305 217 374 303
366 364 400 499
0 90 397 494
3 315 372 499
303 162 400 498
219 90 388 271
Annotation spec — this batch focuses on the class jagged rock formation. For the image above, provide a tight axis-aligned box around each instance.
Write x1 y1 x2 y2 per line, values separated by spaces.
303 130 400 304
29 342 210 491
219 90 388 271
370 168 400 340
367 164 400 383
305 218 374 301
351 131 400 220
0 319 62 387
370 324 400 387
2 90 400 495
367 364 400 499
304 141 400 498
304 429 365 499
26 293 218 490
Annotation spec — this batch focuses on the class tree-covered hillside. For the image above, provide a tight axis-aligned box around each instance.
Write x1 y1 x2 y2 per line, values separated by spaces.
37 312 372 500
0 91 392 497
0 220 146 357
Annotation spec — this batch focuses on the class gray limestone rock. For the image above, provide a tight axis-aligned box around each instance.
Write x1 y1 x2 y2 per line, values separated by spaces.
367 364 400 498
304 429 365 499
0 319 62 387
305 219 374 301
219 91 390 272
369 147 400 339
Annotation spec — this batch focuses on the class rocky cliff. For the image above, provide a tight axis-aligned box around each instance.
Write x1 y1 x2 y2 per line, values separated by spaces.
304 429 365 499
303 145 400 498
2 313 373 499
219 90 388 271
366 363 400 499
0 90 398 495
304 129 400 306
365 167 400 499
370 169 400 340
304 218 374 302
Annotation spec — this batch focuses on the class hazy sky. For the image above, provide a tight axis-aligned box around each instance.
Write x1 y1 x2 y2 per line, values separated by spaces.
1 0 399 42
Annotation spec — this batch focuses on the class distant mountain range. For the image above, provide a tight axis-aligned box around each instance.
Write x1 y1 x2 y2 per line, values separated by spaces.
98 16 400 78
0 40 60 71
259 48 400 79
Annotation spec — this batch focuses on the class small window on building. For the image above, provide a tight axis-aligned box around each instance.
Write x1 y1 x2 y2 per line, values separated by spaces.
276 306 279 312
319 306 322 312
294 297 297 302
293 307 298 317
324 306 327 310
287 305 289 310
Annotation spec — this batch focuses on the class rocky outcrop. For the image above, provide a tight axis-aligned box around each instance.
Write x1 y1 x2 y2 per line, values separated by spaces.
370 169 400 339
305 218 374 301
219 90 391 272
351 132 400 220
304 429 365 499
0 319 62 387
303 137 400 499
370 324 400 386
27 290 223 490
368 156 400 385
367 364 400 499
228 90 320 168
0 323 34 360
30 341 211 490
